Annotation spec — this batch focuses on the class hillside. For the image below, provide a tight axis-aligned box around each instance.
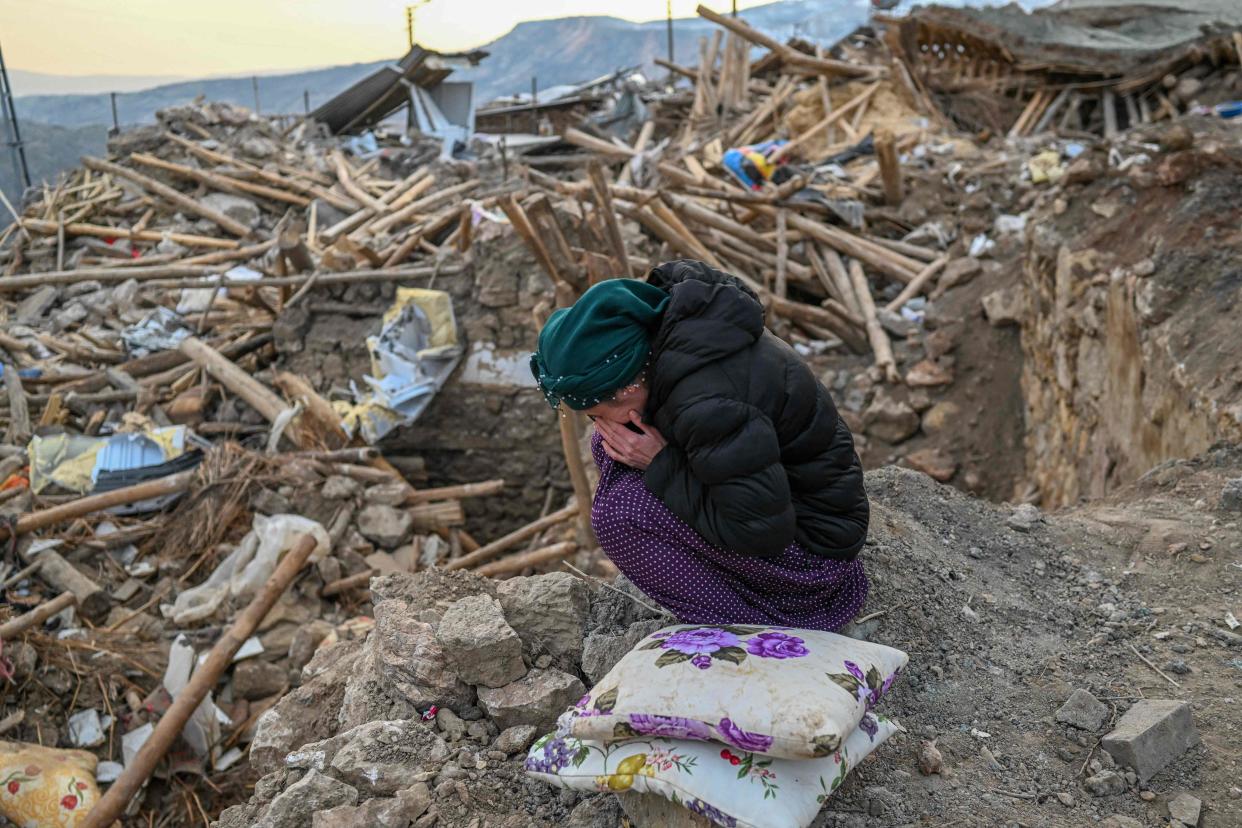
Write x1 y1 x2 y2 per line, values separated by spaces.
0 121 107 206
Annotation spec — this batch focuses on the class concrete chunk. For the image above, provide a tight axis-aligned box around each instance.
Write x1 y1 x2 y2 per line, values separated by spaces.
436 595 526 689
1056 688 1109 731
1100 699 1199 783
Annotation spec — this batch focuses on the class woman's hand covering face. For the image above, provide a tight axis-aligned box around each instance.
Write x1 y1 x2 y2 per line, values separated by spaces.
594 411 668 471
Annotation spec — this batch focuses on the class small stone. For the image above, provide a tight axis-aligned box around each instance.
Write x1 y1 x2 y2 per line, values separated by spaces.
918 739 942 775
982 286 1026 326
435 707 467 743
492 724 539 756
1056 689 1109 731
863 390 920 444
904 447 957 482
1084 770 1126 797
1168 792 1201 826
366 482 410 507
1163 659 1191 675
233 660 287 701
920 400 960 435
1056 792 1074 807
1099 817 1143 828
935 257 981 296
1007 503 1043 532
322 476 362 500
435 595 526 689
201 192 262 229
1123 770 1137 786
905 359 954 387
476 668 584 732
356 505 414 549
1140 790 1156 801
1101 699 1200 783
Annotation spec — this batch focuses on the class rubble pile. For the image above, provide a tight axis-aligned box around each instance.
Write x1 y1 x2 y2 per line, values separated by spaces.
0 0 1240 825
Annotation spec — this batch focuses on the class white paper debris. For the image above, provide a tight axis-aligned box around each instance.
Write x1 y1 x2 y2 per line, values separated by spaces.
68 709 106 748
1227 612 1240 630
95 761 124 784
122 723 154 767
232 636 265 662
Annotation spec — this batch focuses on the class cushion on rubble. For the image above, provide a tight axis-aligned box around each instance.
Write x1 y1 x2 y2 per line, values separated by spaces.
525 712 901 828
566 623 907 760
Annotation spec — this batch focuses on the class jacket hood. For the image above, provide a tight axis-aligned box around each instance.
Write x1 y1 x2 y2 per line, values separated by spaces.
647 260 765 396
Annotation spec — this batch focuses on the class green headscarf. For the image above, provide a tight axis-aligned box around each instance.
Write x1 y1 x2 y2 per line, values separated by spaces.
530 279 669 410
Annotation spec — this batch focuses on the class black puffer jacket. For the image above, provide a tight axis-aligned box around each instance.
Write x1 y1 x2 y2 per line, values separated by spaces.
642 260 869 560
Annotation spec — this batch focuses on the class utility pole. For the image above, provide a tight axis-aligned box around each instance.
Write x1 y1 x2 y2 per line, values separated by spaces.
0 40 31 193
666 0 675 86
251 76 260 114
733 1 738 17
303 90 310 114
109 92 120 136
406 1 431 49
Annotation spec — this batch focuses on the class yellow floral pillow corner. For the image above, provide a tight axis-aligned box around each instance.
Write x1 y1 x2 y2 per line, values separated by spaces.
0 741 100 828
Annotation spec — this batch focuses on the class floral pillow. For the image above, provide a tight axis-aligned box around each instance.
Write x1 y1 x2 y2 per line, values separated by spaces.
567 624 907 760
526 712 901 828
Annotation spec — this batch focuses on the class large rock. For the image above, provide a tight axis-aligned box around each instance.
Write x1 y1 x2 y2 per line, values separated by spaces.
255 769 357 828
1101 699 1200 784
1168 793 1202 826
920 401 960 435
1220 477 1242 511
863 391 920 444
436 595 526 689
581 619 667 685
357 504 414 549
339 599 474 729
903 448 957 483
328 719 450 795
567 795 625 828
312 784 429 828
250 643 361 774
492 724 539 756
477 667 584 731
201 192 261 229
618 792 712 827
371 569 496 619
496 572 589 663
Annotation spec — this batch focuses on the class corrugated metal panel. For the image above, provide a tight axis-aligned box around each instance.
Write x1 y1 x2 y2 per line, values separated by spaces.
310 46 486 134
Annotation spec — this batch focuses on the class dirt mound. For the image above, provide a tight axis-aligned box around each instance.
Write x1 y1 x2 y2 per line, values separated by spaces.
219 451 1242 827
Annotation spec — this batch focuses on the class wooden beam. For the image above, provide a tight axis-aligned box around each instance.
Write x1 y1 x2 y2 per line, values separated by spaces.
80 155 250 236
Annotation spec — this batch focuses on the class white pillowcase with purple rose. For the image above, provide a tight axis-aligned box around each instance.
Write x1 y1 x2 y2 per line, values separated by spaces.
567 624 907 760
525 710 902 828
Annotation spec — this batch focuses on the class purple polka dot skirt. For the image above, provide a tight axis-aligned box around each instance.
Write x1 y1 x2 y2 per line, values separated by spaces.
589 433 868 632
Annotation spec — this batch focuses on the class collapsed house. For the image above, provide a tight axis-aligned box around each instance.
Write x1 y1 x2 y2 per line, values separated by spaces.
885 0 1242 136
0 1 1240 826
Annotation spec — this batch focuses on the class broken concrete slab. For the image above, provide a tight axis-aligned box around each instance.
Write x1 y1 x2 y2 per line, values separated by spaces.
327 719 450 795
496 572 589 664
1056 688 1109 731
1101 699 1200 783
477 667 584 731
436 594 526 689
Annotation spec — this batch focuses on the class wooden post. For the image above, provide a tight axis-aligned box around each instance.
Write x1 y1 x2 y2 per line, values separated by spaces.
475 542 578 578
444 504 578 571
559 405 597 549
3 364 30 445
874 129 904 205
0 592 76 639
25 550 109 622
774 209 788 299
80 534 320 828
847 259 900 383
0 470 196 542
884 255 950 313
587 161 631 278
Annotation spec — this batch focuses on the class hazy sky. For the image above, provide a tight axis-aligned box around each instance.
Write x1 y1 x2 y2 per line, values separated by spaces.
3 0 772 77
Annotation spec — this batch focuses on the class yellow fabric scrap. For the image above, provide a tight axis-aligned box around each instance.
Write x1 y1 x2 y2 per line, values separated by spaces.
1028 150 1064 184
